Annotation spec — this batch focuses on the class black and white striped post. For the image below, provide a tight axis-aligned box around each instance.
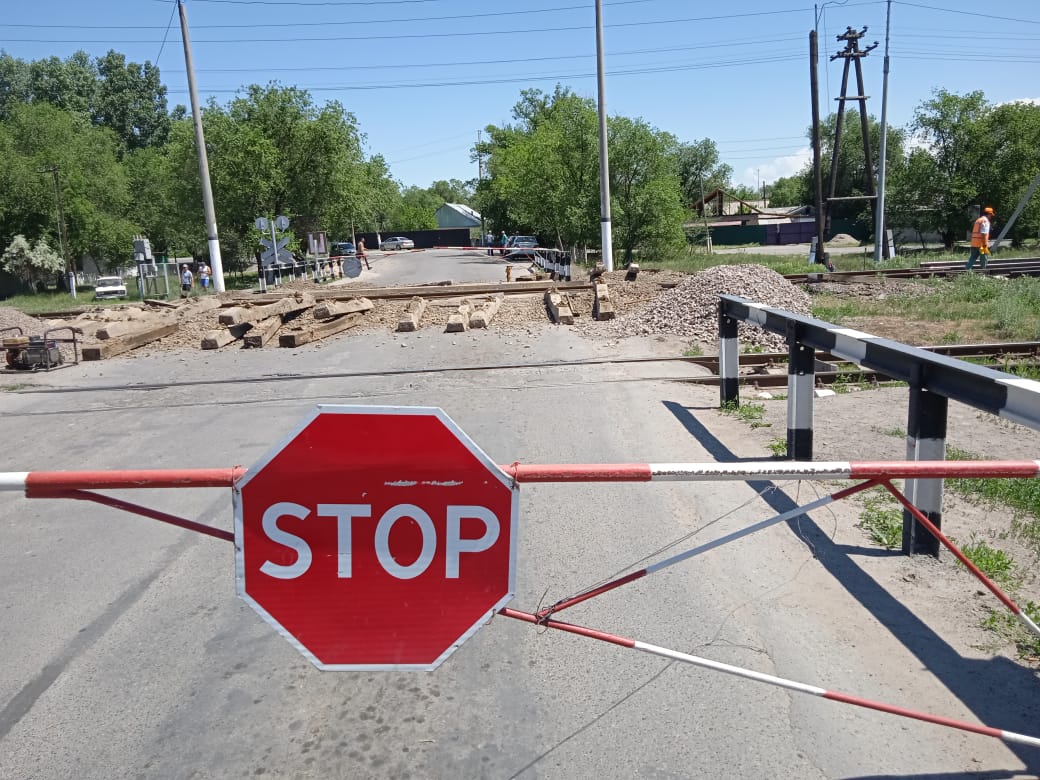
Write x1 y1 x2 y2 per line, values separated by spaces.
718 304 740 407
786 322 815 460
903 384 948 556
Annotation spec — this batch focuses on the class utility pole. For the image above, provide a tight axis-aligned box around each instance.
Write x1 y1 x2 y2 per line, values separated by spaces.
44 165 75 299
809 31 828 271
178 0 226 293
873 0 893 262
825 26 879 239
477 129 487 247
594 0 614 271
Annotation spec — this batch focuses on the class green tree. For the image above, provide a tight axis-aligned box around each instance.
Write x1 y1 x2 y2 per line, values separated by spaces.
894 90 990 247
93 50 170 151
674 138 732 208
608 117 686 261
2 234 64 291
766 174 809 207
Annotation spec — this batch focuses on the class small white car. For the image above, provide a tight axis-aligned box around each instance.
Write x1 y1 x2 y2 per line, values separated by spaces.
381 236 415 251
94 275 128 300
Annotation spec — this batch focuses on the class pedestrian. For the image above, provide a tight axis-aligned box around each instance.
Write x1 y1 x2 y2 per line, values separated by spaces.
500 231 509 256
966 206 995 270
356 237 369 269
486 231 494 256
180 264 194 296
199 262 211 291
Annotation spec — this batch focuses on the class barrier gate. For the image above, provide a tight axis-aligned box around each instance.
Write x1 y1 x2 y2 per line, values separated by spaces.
2 404 1039 750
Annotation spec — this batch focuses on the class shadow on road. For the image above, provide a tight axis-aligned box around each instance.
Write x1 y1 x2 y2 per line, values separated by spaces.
663 399 1040 771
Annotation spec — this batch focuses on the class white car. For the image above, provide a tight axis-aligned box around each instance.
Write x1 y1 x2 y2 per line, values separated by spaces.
94 275 128 300
381 236 415 251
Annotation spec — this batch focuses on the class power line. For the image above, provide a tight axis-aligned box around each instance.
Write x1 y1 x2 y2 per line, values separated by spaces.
186 35 804 74
10 0 663 30
154 0 178 63
160 52 804 93
0 7 845 45
894 0 1040 27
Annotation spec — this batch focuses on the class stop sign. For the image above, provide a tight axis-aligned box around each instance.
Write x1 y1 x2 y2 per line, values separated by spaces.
233 405 518 670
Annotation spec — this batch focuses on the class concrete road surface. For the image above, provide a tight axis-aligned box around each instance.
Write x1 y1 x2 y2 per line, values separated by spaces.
1 255 1037 778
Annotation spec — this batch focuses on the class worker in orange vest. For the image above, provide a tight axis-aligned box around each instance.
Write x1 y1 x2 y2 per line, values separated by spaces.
966 206 995 270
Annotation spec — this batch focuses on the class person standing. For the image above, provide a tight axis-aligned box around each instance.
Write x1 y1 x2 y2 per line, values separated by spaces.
199 262 211 291
356 237 369 269
500 231 509 256
180 264 194 296
966 206 995 270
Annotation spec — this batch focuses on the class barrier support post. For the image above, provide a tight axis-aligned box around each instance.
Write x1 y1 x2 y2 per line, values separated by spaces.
903 382 948 557
718 304 740 407
786 321 815 459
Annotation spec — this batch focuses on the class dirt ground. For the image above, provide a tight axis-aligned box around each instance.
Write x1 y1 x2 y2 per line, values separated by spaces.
712 381 1040 671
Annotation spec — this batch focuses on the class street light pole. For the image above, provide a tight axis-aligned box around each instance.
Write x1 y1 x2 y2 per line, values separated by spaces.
594 0 614 272
178 0 226 293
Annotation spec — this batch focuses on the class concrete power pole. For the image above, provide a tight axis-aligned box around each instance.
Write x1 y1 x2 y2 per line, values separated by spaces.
594 0 614 271
178 0 226 293
873 0 893 262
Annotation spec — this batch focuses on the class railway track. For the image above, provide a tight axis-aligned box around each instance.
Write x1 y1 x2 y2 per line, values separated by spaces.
784 256 1040 283
676 340 1040 388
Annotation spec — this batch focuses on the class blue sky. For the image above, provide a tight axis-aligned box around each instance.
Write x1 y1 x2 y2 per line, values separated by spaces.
5 0 1040 194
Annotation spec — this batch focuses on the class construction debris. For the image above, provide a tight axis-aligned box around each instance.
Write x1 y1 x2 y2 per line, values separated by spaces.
82 322 178 360
544 289 575 325
469 294 504 329
396 297 428 332
218 292 314 327
243 316 282 348
446 300 474 333
592 281 615 321
279 313 361 347
312 297 374 320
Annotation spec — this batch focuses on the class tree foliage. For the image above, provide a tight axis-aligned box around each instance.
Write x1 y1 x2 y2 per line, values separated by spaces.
478 86 686 257
2 234 64 291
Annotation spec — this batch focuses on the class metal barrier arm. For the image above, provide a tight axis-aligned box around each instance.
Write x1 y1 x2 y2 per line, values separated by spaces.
498 608 1040 750
4 460 1040 748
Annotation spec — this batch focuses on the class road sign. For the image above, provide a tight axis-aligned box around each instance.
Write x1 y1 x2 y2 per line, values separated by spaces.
260 247 293 266
342 257 362 278
274 215 290 231
259 236 290 251
255 217 269 231
234 405 518 670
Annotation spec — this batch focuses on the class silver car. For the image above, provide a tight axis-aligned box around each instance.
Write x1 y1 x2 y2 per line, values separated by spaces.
381 236 415 250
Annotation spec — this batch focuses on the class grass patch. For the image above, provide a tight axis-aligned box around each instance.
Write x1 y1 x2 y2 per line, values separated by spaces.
945 445 1040 558
767 436 788 458
858 488 903 549
982 602 1040 660
719 400 771 429
683 344 704 357
958 535 1019 587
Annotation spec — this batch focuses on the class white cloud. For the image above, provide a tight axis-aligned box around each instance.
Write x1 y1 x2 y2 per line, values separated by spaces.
737 147 812 187
999 97 1040 106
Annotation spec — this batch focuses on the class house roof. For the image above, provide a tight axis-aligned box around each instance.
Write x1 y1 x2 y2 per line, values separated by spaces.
437 202 481 224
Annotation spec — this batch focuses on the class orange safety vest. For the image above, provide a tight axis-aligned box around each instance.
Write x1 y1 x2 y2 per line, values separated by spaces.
971 216 990 248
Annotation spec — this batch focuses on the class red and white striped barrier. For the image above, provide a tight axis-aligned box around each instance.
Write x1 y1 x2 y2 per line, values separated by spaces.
4 458 1040 748
500 608 1040 750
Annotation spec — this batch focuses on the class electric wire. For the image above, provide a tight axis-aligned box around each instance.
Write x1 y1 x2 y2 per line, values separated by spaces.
154 0 178 64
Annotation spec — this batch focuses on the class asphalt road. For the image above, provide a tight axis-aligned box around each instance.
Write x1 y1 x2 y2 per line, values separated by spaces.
1 252 1036 778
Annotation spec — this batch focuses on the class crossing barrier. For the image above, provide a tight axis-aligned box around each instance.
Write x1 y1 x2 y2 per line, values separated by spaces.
3 453 1040 749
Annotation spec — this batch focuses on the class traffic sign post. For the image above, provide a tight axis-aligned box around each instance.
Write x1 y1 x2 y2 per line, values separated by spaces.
233 405 518 670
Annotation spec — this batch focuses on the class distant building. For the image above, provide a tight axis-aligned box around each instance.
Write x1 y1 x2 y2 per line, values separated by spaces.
435 203 482 229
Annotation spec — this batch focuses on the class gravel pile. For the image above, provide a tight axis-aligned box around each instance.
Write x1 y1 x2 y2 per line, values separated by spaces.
582 264 812 351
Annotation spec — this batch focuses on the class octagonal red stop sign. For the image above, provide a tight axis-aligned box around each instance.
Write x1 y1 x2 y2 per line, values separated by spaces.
233 405 518 670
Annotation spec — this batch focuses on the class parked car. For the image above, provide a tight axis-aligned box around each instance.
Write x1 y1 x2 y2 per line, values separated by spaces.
381 236 415 250
329 241 356 257
94 275 128 300
507 235 538 249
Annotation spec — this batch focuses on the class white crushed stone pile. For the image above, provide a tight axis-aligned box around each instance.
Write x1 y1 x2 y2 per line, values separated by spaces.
587 264 812 351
